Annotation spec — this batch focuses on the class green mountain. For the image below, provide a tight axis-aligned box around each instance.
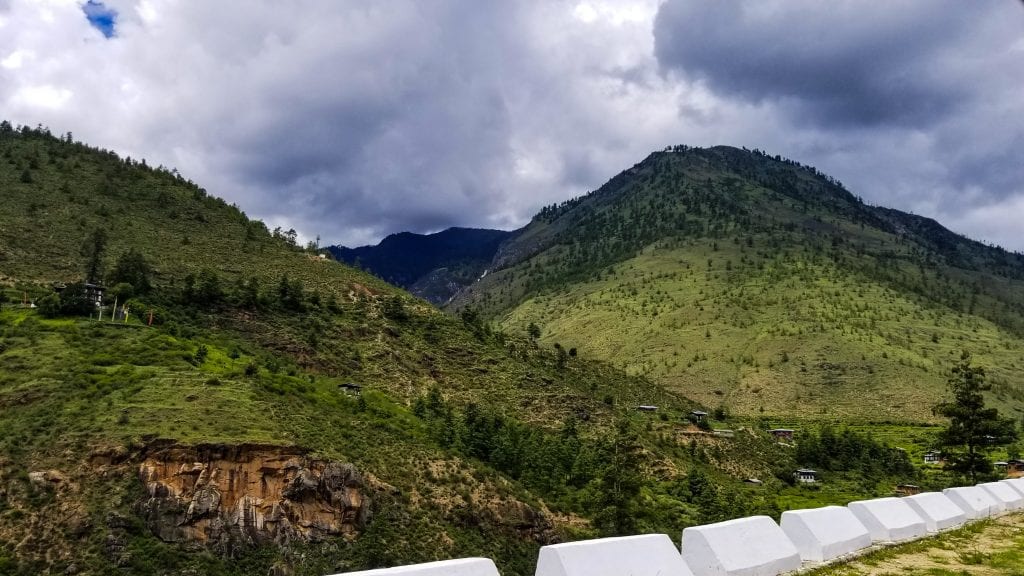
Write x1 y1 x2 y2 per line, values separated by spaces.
450 145 1024 422
2 125 890 576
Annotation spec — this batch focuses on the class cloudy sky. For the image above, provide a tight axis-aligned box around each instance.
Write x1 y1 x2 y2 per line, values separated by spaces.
1 1 1022 250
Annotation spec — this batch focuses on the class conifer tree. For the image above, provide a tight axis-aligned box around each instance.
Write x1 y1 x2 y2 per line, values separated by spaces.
933 351 1018 483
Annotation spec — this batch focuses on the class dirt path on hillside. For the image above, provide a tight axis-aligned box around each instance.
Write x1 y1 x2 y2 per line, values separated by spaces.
812 513 1024 576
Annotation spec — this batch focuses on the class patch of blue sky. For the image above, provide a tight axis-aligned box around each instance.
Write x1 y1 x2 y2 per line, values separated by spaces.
83 0 117 38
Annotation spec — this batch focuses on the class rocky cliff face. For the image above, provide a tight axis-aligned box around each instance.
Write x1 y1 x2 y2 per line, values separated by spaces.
136 442 369 555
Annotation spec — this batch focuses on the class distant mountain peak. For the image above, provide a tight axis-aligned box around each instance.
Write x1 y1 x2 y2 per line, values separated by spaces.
328 227 513 303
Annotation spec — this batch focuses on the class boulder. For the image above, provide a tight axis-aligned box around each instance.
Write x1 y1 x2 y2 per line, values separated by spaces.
137 443 371 554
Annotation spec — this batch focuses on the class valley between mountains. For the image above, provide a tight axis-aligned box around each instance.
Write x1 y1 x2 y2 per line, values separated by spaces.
341 146 1024 422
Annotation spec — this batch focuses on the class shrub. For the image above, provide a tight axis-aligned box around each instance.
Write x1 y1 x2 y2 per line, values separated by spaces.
59 282 96 317
36 293 61 318
192 344 208 365
108 282 134 302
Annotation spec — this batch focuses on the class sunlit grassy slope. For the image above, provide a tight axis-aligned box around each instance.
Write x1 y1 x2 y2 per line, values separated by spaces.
501 244 1024 420
453 146 1024 421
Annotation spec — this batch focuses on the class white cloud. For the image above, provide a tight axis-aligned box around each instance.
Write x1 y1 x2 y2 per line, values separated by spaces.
0 0 1020 251
1 49 28 69
11 84 72 108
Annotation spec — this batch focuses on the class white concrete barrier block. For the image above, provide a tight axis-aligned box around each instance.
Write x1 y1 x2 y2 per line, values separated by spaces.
981 481 1024 510
943 486 1002 519
780 505 872 563
847 498 927 543
681 515 801 576
330 558 500 576
1001 478 1024 497
535 533 694 576
903 492 967 533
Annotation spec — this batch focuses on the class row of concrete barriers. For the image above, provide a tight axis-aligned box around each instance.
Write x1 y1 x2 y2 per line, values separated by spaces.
330 478 1024 576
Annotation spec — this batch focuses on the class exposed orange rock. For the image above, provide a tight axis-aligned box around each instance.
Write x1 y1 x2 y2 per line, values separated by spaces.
136 442 369 554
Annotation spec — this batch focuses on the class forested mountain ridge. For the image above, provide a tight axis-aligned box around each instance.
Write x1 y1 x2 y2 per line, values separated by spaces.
449 145 1024 421
328 227 512 305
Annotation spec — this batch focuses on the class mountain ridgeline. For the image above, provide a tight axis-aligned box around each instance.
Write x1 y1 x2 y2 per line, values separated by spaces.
440 145 1024 421
329 228 512 304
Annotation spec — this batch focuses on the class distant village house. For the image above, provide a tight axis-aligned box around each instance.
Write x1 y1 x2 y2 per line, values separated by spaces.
895 484 922 496
769 428 795 441
1007 459 1024 477
690 410 708 423
52 281 105 307
338 383 362 395
923 450 943 464
794 469 818 484
84 283 105 307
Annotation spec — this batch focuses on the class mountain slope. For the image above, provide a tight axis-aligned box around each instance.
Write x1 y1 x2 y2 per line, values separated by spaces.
0 124 631 575
3 125 868 575
450 145 1024 421
329 228 513 304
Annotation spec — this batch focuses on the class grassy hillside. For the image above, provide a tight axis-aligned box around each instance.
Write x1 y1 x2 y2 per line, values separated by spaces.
1 124 942 576
451 146 1024 421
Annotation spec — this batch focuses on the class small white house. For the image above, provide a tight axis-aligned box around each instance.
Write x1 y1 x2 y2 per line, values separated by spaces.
795 469 818 484
923 450 943 464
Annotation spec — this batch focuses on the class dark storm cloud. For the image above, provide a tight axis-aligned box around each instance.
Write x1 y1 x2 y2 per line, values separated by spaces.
653 0 983 128
3 1 1022 250
651 0 1024 250
148 1 530 246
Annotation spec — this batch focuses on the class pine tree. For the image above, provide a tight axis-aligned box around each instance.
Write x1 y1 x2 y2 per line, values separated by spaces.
527 322 541 340
933 351 1018 483
108 249 152 293
81 228 108 284
593 420 644 535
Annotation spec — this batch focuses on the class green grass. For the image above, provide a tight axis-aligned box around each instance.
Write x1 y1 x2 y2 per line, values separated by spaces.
807 514 1024 575
497 245 1024 421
